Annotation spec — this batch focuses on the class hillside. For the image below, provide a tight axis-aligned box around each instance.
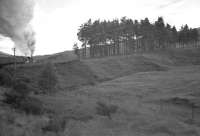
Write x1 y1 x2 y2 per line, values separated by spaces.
1 48 200 136
198 27 200 40
0 51 10 57
11 48 200 89
34 50 77 63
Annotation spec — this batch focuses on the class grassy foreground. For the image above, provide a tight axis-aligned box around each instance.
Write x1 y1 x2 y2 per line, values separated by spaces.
1 48 200 136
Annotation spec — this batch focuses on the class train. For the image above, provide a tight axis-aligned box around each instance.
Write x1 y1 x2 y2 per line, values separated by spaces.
0 56 30 69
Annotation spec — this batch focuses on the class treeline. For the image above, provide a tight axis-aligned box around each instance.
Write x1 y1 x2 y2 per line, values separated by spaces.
77 17 199 57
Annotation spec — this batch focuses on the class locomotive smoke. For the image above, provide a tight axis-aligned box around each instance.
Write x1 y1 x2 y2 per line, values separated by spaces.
0 0 36 55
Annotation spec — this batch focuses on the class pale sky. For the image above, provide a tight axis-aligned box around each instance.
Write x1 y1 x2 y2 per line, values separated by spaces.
0 0 200 55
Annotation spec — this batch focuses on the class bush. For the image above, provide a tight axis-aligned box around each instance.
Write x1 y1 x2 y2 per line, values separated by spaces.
3 77 44 115
0 69 13 86
3 90 22 107
38 63 58 94
15 75 31 84
3 76 32 105
4 90 44 115
4 91 44 115
19 97 44 115
42 115 67 133
96 101 118 119
3 80 31 107
12 80 31 97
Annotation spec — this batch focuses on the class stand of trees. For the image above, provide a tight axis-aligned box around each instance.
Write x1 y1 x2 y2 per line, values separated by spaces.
77 17 199 58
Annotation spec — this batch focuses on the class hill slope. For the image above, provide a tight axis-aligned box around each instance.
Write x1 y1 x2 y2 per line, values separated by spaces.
198 27 200 40
11 48 200 90
14 53 168 90
34 50 77 63
1 48 200 136
0 51 10 57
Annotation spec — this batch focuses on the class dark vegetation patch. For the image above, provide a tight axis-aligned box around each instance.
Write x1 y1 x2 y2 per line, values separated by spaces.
0 69 13 86
18 97 44 115
162 48 200 65
3 77 44 115
42 113 93 134
162 97 198 108
54 60 97 88
41 115 67 134
0 56 26 69
4 60 97 90
161 96 200 123
1 63 60 115
96 101 118 119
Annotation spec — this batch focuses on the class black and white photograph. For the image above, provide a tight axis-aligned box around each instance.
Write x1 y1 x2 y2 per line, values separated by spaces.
0 0 200 135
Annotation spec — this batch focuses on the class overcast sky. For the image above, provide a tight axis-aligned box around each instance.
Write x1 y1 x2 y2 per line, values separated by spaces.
0 0 200 55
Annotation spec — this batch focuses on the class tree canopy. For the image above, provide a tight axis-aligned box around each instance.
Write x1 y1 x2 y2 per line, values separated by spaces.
78 17 199 47
77 17 199 57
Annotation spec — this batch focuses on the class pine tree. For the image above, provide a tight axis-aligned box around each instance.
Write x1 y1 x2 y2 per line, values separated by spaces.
73 43 80 59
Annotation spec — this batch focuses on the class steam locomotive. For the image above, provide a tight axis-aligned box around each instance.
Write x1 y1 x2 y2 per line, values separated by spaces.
0 56 30 69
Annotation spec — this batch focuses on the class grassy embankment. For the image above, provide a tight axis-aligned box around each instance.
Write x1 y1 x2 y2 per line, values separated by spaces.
1 48 200 136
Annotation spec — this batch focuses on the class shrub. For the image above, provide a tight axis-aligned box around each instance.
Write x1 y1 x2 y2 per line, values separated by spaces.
96 101 118 119
4 91 44 115
19 97 44 115
38 63 58 94
15 75 31 84
3 80 31 108
0 69 13 86
3 76 32 105
3 89 22 107
42 115 67 134
12 80 31 97
3 77 44 115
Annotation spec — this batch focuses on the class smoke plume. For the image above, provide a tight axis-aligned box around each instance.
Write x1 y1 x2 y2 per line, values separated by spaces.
24 26 36 57
0 0 35 55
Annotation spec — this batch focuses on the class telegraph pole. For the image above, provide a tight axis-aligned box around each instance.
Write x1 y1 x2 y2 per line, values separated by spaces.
12 47 16 70
12 47 16 79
